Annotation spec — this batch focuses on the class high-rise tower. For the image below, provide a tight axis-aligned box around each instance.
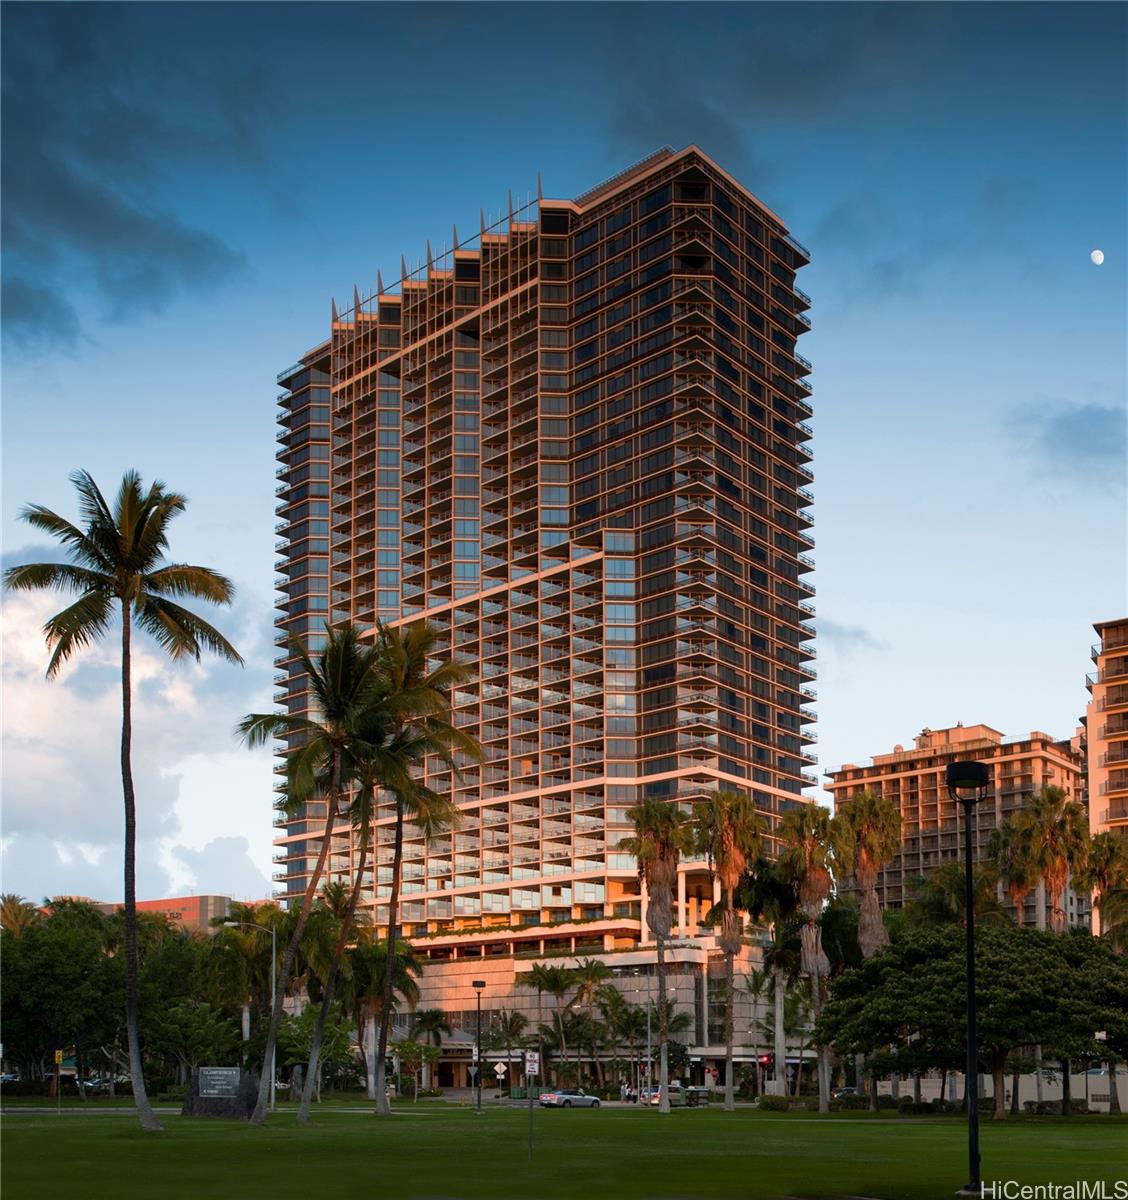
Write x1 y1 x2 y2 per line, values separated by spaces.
273 146 816 1072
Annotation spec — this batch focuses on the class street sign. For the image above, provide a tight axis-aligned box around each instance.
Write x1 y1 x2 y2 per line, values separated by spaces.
524 1050 540 1077
199 1067 241 1098
494 1063 507 1076
472 1045 479 1063
54 1050 63 1065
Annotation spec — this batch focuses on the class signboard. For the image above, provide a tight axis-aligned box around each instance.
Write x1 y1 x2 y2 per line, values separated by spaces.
199 1067 241 1099
494 1063 507 1077
524 1050 540 1077
54 1050 63 1065
472 1045 480 1063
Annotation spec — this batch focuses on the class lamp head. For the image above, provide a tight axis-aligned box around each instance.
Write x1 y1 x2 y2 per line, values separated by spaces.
472 980 486 990
946 760 990 806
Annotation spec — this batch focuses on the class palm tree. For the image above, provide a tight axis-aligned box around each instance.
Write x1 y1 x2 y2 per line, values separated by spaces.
1020 785 1090 933
540 966 578 1077
371 620 479 1118
0 894 41 939
777 805 840 1113
693 789 764 1110
4 470 241 1130
1075 831 1128 937
834 790 901 958
907 862 1008 927
237 623 383 1124
569 959 613 1083
409 1008 452 1091
343 934 421 1099
619 797 691 1113
987 817 1040 927
735 856 800 1099
743 969 769 1095
491 1009 528 1092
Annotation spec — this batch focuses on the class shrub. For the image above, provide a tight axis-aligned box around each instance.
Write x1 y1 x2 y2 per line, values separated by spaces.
831 1094 869 1111
758 1094 790 1112
875 1094 898 1109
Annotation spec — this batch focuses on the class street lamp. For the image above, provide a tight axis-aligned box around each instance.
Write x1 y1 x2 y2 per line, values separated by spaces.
225 920 278 1113
472 980 486 1113
946 759 990 1196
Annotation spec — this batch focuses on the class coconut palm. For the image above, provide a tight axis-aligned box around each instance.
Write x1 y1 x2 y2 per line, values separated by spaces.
834 790 901 958
743 969 769 1095
987 817 1040 927
777 805 841 1113
491 1009 528 1091
4 470 242 1130
1 894 41 939
693 789 764 1110
619 797 692 1113
343 933 421 1099
237 623 384 1124
1075 831 1128 937
371 620 480 1118
906 862 1008 928
735 855 800 1098
540 965 578 1076
1019 786 1090 933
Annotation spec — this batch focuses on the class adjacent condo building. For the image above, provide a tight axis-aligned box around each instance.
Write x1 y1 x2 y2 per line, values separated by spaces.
826 722 1086 928
1084 617 1128 843
273 146 816 1077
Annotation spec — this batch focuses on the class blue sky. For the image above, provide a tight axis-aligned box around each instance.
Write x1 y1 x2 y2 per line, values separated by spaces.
2 2 1125 902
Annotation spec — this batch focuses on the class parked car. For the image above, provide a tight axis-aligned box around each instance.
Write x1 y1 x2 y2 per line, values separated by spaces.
538 1087 600 1108
685 1086 710 1107
642 1083 686 1107
831 1086 857 1100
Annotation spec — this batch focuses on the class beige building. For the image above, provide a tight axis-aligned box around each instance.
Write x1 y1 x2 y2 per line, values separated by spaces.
826 723 1086 927
1084 617 1128 840
273 146 818 1080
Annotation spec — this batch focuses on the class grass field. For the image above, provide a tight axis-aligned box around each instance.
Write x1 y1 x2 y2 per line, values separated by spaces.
3 1103 1123 1200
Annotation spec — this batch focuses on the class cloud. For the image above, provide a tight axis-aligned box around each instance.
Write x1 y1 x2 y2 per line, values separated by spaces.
1006 400 1127 489
1 573 276 904
0 4 275 350
817 618 889 656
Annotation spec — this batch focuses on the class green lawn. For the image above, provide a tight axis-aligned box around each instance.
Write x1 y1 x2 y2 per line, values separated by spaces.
2 1104 1122 1200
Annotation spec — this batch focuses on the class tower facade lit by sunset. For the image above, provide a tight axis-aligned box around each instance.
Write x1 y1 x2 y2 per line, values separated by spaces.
273 147 816 1045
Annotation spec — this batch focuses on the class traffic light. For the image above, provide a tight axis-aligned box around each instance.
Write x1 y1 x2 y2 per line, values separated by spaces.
757 1053 774 1071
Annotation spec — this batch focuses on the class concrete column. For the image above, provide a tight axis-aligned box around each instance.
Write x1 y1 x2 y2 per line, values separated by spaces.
640 882 649 941
677 871 687 936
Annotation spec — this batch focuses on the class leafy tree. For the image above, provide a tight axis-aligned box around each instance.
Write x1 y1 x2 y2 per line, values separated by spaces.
148 1000 238 1082
5 470 241 1129
619 797 692 1112
693 789 764 1109
391 1037 440 1101
834 790 901 958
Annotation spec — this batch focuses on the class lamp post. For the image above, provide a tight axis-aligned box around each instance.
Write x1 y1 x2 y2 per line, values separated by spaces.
224 920 278 1113
472 980 486 1113
630 967 652 1099
946 760 990 1196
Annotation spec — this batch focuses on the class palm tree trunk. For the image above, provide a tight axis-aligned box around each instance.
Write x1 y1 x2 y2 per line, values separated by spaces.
656 933 670 1113
1060 1058 1071 1115
120 601 161 1132
1010 1066 1020 1115
250 749 341 1126
374 794 405 1117
298 833 369 1123
773 968 786 1096
723 946 735 1111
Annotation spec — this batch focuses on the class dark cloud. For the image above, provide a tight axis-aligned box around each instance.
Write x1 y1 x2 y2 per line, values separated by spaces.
1006 401 1127 489
1 3 274 350
818 618 889 656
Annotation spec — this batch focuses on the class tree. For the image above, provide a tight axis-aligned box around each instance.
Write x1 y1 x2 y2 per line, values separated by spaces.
391 1037 440 1102
987 817 1039 927
491 1009 529 1092
238 623 386 1124
777 805 840 1112
4 470 241 1130
409 1008 452 1090
370 620 479 1118
1020 785 1090 934
1076 831 1128 938
693 789 764 1110
736 856 801 1098
1 894 42 940
619 797 691 1113
818 924 1128 1120
342 934 421 1100
834 790 901 958
906 862 1008 928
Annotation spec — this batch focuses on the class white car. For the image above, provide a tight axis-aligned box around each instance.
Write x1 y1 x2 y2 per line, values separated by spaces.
538 1087 600 1108
642 1083 685 1107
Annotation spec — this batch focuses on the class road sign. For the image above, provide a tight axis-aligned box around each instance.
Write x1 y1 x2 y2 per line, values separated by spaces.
54 1050 63 1065
494 1062 507 1076
472 1045 479 1063
524 1050 540 1077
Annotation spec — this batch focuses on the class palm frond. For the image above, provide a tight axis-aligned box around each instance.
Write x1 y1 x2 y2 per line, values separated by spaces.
70 469 116 534
15 506 112 571
236 711 320 749
134 596 244 665
3 561 111 597
42 590 115 677
143 563 236 604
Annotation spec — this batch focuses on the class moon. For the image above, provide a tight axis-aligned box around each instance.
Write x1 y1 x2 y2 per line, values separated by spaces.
1091 249 1105 265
